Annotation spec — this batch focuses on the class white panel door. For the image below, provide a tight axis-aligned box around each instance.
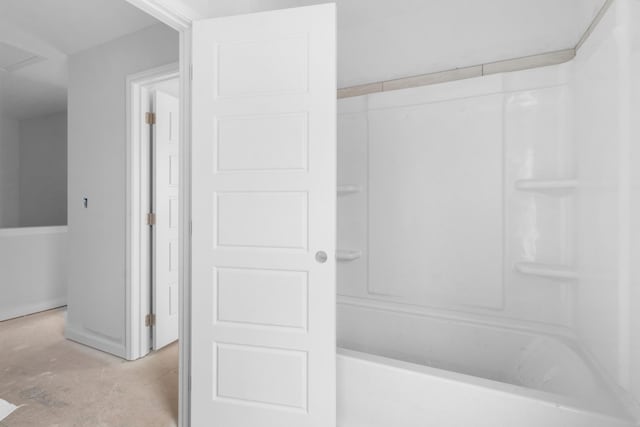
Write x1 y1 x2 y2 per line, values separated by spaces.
192 4 336 427
153 90 180 350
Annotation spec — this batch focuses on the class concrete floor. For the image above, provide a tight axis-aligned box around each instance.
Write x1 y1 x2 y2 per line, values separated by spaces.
0 309 178 427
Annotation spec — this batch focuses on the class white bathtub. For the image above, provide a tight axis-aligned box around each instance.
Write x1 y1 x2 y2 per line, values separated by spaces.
337 301 637 427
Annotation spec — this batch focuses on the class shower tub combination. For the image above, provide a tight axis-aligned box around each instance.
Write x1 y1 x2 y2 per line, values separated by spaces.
333 2 639 425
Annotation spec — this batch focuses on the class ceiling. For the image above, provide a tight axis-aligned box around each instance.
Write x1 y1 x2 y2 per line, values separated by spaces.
0 0 159 119
0 0 609 118
206 0 608 87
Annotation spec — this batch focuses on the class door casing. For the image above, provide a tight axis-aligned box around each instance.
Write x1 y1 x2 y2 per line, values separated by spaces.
126 63 180 362
123 2 193 426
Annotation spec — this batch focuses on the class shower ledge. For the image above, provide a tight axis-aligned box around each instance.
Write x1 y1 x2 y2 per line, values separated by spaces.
515 262 578 280
515 179 578 193
336 249 362 261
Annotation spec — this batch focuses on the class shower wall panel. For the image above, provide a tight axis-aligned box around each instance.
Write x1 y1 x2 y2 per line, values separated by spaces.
337 65 574 329
573 0 640 404
367 94 503 309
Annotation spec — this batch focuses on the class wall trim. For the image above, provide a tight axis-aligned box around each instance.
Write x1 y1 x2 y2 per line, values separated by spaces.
64 323 126 359
338 1 615 99
337 49 575 99
0 299 67 322
0 226 67 237
124 2 192 426
125 62 180 362
575 0 616 51
125 0 194 30
482 49 576 75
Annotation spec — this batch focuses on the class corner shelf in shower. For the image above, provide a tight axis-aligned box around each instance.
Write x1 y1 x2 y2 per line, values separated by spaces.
515 262 578 280
336 249 362 261
514 179 578 194
337 185 362 196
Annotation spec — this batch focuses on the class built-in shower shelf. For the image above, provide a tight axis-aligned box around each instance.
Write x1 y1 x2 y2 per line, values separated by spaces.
338 185 362 196
336 249 362 261
515 179 578 193
515 262 578 280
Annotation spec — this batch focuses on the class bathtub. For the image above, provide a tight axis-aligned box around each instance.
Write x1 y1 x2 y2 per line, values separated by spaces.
336 301 637 427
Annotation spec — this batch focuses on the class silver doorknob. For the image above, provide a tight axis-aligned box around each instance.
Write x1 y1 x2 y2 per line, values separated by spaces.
315 251 328 263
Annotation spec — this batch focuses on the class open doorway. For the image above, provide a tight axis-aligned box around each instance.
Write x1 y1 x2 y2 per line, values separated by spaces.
126 64 181 359
0 1 183 425
150 79 180 351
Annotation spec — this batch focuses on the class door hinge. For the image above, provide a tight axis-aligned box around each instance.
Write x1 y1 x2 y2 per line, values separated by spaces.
147 212 156 226
145 313 156 327
145 112 156 125
189 64 193 81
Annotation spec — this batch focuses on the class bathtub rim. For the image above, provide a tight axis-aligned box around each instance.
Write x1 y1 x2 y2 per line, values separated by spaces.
337 347 636 424
338 295 640 418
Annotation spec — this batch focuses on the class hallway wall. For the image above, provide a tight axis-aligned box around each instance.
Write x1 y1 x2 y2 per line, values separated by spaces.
66 23 178 357
0 115 20 228
19 112 68 227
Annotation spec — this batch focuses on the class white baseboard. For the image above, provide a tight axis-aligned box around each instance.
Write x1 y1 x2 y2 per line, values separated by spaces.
64 323 126 359
0 297 67 322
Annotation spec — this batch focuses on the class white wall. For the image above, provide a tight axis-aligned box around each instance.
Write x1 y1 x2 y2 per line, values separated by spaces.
66 23 178 357
19 112 68 227
337 64 575 332
0 227 68 321
0 115 20 228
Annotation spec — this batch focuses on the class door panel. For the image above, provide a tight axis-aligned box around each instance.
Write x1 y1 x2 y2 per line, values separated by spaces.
153 90 180 350
192 4 336 426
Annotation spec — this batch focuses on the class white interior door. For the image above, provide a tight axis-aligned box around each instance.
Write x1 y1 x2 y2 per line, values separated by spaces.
192 4 336 426
152 90 180 350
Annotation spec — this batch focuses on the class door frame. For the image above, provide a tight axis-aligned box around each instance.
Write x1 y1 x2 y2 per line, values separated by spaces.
124 2 194 427
126 62 180 361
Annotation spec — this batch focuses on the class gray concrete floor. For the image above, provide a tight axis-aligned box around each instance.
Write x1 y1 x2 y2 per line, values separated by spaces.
0 308 178 427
